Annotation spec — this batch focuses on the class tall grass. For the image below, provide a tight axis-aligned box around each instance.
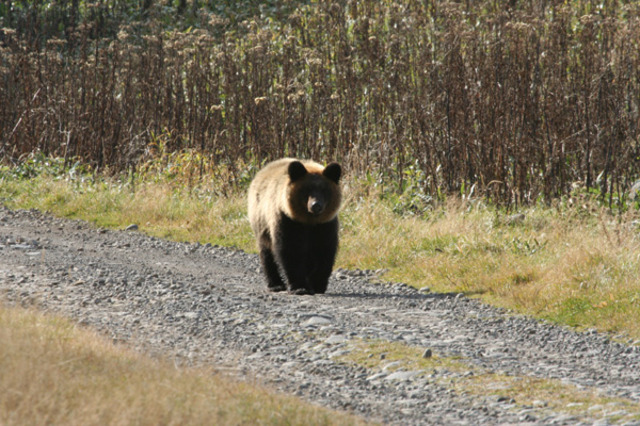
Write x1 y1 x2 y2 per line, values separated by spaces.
2 1 640 206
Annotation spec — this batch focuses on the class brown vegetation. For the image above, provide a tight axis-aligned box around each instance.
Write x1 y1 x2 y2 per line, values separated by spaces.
1 1 640 206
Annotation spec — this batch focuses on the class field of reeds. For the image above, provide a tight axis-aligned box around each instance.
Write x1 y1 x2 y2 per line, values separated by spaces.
2 0 640 207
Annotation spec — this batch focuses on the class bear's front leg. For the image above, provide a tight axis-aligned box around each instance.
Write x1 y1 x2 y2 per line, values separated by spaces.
307 219 339 294
277 243 313 295
274 216 314 295
258 231 286 292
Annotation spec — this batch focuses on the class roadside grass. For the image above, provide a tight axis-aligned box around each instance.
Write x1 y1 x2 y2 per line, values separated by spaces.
338 339 640 423
339 190 640 341
0 172 254 249
1 160 640 342
0 304 366 426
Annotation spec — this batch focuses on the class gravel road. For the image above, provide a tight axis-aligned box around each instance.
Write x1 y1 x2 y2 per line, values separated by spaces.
1 206 640 425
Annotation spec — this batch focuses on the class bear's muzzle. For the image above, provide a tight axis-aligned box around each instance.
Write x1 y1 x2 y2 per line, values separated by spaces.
308 197 324 215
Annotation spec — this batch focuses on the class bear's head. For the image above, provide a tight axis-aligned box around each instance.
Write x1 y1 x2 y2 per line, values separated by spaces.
286 160 342 224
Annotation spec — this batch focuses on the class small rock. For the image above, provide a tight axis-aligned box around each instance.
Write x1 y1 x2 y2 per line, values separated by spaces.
385 371 421 381
324 335 349 345
328 349 350 358
497 396 515 404
125 224 139 231
366 372 388 381
519 413 537 422
422 348 433 358
301 315 333 327
382 361 403 371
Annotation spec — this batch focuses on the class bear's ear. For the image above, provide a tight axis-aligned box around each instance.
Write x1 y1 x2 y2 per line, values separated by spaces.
323 162 341 184
288 161 308 182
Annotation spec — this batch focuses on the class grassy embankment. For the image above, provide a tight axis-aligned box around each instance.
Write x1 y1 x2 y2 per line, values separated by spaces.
0 304 366 426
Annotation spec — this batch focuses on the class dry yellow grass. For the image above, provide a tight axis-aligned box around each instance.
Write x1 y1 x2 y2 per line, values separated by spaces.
0 305 365 426
1 176 254 249
339 189 640 340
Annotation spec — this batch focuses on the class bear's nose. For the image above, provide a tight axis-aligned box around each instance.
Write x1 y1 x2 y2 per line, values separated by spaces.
309 200 323 215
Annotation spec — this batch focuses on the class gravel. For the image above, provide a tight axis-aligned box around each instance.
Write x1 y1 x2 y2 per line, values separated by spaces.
1 206 640 425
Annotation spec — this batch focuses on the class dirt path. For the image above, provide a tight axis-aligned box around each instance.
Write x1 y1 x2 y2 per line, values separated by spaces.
1 206 639 425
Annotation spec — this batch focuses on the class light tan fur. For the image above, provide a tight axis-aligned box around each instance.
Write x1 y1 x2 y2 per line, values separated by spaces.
247 158 342 240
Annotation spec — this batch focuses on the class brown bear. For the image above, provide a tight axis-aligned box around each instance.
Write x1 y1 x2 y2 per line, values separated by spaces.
248 158 342 295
